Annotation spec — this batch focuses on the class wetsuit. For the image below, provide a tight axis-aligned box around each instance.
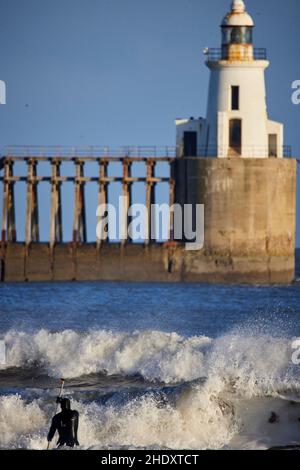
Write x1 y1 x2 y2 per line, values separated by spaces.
47 398 79 448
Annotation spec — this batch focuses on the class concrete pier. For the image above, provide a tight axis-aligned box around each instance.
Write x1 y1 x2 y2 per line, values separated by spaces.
0 241 297 284
0 148 297 284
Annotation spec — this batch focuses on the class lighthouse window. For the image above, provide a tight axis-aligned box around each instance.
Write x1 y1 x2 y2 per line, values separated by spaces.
231 86 240 110
222 28 231 45
244 27 253 44
231 27 243 44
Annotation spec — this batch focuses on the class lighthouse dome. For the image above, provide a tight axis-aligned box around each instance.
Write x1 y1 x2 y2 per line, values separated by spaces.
222 0 254 27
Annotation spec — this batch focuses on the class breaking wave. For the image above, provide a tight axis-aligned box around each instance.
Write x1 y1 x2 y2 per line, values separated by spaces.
0 329 300 450
2 329 212 382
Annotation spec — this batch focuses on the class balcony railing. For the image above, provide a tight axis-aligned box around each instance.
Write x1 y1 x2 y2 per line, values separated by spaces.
177 145 292 158
205 48 267 62
282 146 292 158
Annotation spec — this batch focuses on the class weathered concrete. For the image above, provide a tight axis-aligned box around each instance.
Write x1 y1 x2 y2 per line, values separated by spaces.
0 243 182 283
3 243 26 282
0 241 297 284
173 157 297 283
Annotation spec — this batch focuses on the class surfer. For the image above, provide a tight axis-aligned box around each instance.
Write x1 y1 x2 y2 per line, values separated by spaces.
47 397 79 448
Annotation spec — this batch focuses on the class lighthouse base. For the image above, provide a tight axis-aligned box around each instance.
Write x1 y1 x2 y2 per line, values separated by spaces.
172 157 297 283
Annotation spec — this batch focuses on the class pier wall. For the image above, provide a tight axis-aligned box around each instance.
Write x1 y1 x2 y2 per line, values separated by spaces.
0 241 296 284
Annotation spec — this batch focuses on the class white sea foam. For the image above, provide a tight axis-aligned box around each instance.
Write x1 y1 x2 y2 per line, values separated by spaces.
0 329 300 450
0 395 46 448
2 329 298 389
1 387 299 450
0 390 237 450
3 329 212 382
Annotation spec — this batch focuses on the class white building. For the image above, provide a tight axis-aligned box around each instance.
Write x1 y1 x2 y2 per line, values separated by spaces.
176 0 284 159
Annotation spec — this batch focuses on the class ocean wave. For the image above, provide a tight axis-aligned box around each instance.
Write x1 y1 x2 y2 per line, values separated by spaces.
1 328 300 449
2 329 212 383
0 394 46 449
1 329 298 392
0 389 237 450
1 386 300 450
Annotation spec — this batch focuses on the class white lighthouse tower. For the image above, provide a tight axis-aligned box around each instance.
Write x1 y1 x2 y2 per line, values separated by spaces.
176 0 284 158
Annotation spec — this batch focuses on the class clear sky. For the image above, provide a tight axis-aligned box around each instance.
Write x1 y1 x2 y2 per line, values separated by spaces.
0 0 299 244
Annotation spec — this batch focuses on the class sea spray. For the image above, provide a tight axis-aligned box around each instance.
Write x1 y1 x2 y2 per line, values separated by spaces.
3 329 212 382
0 395 46 448
2 329 298 389
0 390 237 450
1 329 300 450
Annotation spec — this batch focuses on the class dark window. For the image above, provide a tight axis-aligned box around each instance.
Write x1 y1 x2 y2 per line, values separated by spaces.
183 132 197 157
224 26 253 46
222 27 230 45
231 86 239 110
231 27 243 44
269 134 278 157
244 27 253 44
229 119 242 154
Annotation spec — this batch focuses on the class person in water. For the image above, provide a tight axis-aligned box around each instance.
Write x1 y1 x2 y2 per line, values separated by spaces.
47 397 79 448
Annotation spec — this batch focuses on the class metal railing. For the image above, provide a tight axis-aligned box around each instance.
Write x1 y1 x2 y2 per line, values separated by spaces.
0 144 292 161
2 145 177 158
177 145 292 158
205 47 267 62
282 146 292 158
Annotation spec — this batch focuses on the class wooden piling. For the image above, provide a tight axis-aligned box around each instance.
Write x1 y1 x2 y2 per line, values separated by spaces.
97 160 108 248
145 160 156 245
1 160 9 243
0 153 173 250
25 159 39 245
121 159 132 244
50 161 62 247
73 160 87 243
1 160 16 243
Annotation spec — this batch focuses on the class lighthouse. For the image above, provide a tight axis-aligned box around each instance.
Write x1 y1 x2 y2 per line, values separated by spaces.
173 0 296 283
176 0 284 159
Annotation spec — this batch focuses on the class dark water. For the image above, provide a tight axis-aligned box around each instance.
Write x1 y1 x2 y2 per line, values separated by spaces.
0 281 300 337
0 281 300 450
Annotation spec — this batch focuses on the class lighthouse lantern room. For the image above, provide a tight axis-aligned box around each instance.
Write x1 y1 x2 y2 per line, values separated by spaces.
176 0 284 159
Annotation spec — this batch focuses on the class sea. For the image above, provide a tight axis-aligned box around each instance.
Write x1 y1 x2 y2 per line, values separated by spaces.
0 254 300 450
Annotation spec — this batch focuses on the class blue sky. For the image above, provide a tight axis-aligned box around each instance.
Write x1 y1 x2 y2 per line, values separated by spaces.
0 0 299 244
